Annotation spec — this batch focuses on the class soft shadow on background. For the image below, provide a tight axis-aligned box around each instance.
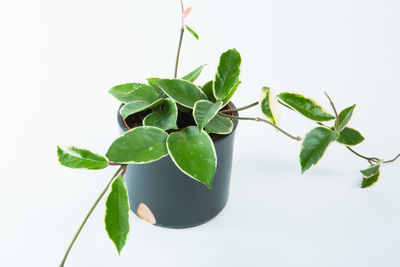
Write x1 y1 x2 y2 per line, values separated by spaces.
1 0 399 266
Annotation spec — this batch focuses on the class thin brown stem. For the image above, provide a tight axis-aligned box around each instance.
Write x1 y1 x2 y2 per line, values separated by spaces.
345 146 379 164
219 113 302 141
179 0 184 13
174 28 184 78
277 99 295 111
174 0 185 78
324 91 339 118
383 153 400 164
60 165 127 267
324 91 339 130
220 101 258 113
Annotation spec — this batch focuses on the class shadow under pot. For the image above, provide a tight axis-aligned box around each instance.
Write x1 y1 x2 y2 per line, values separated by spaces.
117 102 239 228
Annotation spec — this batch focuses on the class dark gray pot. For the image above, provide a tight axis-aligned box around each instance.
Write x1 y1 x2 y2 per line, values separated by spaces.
117 103 238 228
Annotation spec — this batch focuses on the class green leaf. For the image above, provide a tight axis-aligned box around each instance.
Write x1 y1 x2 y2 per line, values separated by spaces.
109 83 157 104
193 100 223 130
205 114 233 135
360 161 383 178
300 127 338 173
146 78 166 98
278 92 335 122
106 126 168 164
120 99 164 119
185 25 199 40
201 81 216 102
259 87 281 126
154 79 207 108
182 65 206 82
361 170 380 188
105 175 130 254
57 146 108 170
213 49 241 101
221 80 241 107
143 99 178 130
167 126 217 188
336 127 365 146
336 104 356 131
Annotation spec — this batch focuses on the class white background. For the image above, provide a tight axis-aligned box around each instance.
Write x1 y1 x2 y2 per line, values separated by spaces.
1 0 400 266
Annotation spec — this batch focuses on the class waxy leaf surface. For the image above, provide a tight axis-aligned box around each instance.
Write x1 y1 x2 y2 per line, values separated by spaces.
360 161 382 178
154 79 207 108
336 127 365 146
278 93 335 122
214 49 241 101
120 99 163 119
106 126 168 164
57 146 108 170
143 99 178 130
105 176 130 254
146 78 166 98
193 100 223 130
205 114 234 134
361 170 380 188
182 65 206 82
222 81 241 107
259 87 281 126
167 126 217 188
109 83 157 104
201 81 216 102
300 127 338 173
336 104 356 131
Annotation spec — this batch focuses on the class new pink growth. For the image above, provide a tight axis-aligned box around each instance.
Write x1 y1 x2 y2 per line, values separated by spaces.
181 6 192 25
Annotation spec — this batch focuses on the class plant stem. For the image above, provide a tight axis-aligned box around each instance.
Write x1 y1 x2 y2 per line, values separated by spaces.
219 113 302 141
179 0 184 12
220 101 259 113
277 96 390 165
174 0 185 78
345 146 379 164
324 91 339 130
59 165 127 267
383 153 400 164
174 28 184 78
278 99 295 111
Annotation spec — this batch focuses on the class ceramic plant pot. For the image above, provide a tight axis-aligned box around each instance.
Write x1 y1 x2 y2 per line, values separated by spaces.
117 103 239 228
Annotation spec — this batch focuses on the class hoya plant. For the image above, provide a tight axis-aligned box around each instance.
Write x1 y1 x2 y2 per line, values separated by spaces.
57 1 399 266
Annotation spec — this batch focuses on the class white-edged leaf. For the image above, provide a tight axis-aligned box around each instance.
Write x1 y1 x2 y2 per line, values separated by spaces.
336 127 365 146
143 99 178 130
278 92 335 122
182 65 206 82
167 126 217 188
259 87 281 126
109 83 157 104
222 80 241 107
154 79 207 108
300 127 338 173
336 104 356 131
201 81 216 102
360 160 383 178
213 49 241 101
105 175 130 254
120 99 164 119
57 146 108 170
193 100 223 130
205 114 233 135
106 126 168 164
361 170 380 188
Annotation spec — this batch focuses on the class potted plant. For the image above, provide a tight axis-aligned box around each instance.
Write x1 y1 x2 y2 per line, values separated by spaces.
57 1 399 266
